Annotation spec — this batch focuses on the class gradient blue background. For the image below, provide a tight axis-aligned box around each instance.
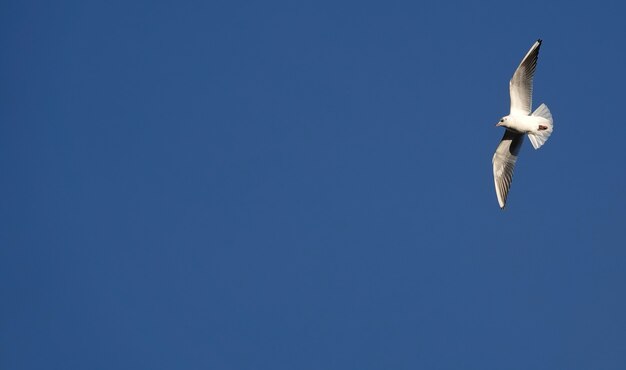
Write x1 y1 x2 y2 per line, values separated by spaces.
2 1 626 369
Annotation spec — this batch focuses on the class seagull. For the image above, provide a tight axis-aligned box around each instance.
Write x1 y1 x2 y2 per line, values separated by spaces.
492 39 553 209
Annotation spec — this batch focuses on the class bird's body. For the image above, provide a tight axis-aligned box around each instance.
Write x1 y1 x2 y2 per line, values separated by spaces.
500 114 550 134
492 39 553 209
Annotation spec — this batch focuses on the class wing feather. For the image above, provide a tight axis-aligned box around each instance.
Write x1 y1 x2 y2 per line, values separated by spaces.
509 39 541 115
492 130 524 208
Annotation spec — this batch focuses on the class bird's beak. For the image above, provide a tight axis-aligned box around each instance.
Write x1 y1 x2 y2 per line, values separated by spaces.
495 122 501 127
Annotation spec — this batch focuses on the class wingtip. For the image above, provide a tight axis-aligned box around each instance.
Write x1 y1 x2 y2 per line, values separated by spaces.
537 38 543 44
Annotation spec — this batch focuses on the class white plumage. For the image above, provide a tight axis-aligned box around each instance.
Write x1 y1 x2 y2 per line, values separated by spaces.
492 40 554 209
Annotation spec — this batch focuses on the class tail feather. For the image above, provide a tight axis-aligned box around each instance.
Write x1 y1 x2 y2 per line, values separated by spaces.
528 103 553 149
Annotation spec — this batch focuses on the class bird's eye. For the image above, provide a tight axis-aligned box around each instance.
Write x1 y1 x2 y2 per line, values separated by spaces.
500 119 504 122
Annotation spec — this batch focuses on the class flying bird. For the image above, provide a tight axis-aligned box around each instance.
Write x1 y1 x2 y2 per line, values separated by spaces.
492 39 553 209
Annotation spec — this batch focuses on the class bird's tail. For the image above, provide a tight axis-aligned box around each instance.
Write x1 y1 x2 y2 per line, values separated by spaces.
528 103 553 149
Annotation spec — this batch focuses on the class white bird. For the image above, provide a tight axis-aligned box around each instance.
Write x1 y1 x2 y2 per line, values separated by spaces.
492 39 553 209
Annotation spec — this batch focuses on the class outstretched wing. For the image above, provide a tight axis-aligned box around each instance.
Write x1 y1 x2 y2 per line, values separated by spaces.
493 130 524 208
510 39 541 115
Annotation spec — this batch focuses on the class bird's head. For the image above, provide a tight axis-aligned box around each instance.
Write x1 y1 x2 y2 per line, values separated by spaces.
496 116 509 127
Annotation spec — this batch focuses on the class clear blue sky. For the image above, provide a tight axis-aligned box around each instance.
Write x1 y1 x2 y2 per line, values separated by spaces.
2 1 626 369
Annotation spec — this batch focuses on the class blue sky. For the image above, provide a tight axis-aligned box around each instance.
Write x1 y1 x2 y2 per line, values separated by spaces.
2 1 626 369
